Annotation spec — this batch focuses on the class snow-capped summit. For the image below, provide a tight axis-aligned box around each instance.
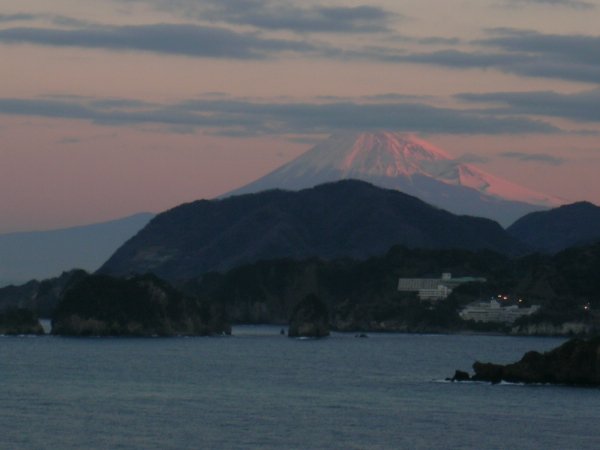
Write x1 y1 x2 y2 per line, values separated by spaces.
226 131 563 226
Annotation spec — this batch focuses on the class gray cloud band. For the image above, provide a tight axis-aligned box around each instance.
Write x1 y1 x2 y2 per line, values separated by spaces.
457 89 600 122
0 97 560 136
502 0 595 10
117 0 399 34
0 24 315 59
0 23 598 84
500 152 567 165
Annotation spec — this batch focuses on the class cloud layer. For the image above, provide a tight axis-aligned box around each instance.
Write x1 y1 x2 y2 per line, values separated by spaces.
399 29 600 84
457 89 600 122
0 23 315 59
1 15 599 85
500 151 567 165
502 0 595 9
0 3 597 140
120 0 399 33
0 95 562 136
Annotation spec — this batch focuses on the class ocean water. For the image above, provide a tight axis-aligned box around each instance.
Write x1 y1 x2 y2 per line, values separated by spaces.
0 327 598 450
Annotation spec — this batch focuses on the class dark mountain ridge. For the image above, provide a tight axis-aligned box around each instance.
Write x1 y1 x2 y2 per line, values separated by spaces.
508 201 600 253
99 180 527 282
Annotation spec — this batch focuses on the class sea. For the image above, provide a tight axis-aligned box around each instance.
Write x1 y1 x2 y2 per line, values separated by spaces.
1 326 598 450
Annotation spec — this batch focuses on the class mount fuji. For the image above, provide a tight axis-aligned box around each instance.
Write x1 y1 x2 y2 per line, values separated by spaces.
226 132 563 226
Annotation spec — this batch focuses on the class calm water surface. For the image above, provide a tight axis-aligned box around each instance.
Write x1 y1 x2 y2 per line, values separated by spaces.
0 326 597 449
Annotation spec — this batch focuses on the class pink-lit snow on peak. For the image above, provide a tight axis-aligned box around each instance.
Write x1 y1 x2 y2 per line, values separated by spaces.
340 131 451 175
314 131 562 206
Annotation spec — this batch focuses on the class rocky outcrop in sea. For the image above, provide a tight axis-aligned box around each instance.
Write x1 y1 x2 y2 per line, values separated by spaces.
450 337 600 386
288 294 330 338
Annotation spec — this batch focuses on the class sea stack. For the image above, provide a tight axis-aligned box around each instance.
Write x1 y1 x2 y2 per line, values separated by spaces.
288 294 330 338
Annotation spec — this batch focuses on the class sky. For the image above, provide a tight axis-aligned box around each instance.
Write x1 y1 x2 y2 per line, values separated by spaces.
1 0 600 233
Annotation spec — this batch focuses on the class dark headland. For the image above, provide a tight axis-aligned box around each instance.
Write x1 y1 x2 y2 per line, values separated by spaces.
449 337 600 386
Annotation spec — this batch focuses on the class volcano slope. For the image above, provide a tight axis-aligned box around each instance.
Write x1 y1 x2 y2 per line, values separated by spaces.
226 131 561 226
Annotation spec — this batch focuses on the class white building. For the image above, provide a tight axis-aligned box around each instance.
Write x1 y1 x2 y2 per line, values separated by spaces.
397 273 486 301
459 299 540 324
